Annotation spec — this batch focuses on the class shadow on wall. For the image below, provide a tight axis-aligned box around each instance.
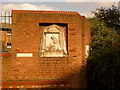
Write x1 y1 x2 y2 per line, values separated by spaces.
68 65 87 88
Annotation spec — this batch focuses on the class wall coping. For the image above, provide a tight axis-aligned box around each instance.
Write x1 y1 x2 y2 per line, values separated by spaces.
12 10 91 23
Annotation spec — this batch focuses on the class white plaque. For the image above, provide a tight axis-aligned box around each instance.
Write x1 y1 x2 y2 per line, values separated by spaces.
17 53 33 57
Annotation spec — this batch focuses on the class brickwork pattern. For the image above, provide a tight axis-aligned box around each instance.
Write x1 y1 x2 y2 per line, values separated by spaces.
2 10 91 88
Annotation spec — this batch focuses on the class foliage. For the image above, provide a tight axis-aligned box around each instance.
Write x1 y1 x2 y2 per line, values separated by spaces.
87 17 120 89
93 5 120 33
89 17 119 50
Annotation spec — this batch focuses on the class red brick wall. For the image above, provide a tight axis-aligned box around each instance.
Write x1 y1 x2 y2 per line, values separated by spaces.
0 31 11 51
2 10 91 88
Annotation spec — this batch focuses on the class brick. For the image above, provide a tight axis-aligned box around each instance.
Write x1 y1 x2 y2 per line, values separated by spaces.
2 10 91 88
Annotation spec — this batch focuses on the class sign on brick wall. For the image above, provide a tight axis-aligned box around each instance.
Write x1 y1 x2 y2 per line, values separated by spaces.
16 53 33 57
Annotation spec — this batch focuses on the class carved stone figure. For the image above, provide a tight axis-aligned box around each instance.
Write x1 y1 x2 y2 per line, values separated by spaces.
40 24 67 57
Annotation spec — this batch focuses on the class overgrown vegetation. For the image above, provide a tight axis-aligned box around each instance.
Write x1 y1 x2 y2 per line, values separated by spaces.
87 4 120 89
93 5 120 32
